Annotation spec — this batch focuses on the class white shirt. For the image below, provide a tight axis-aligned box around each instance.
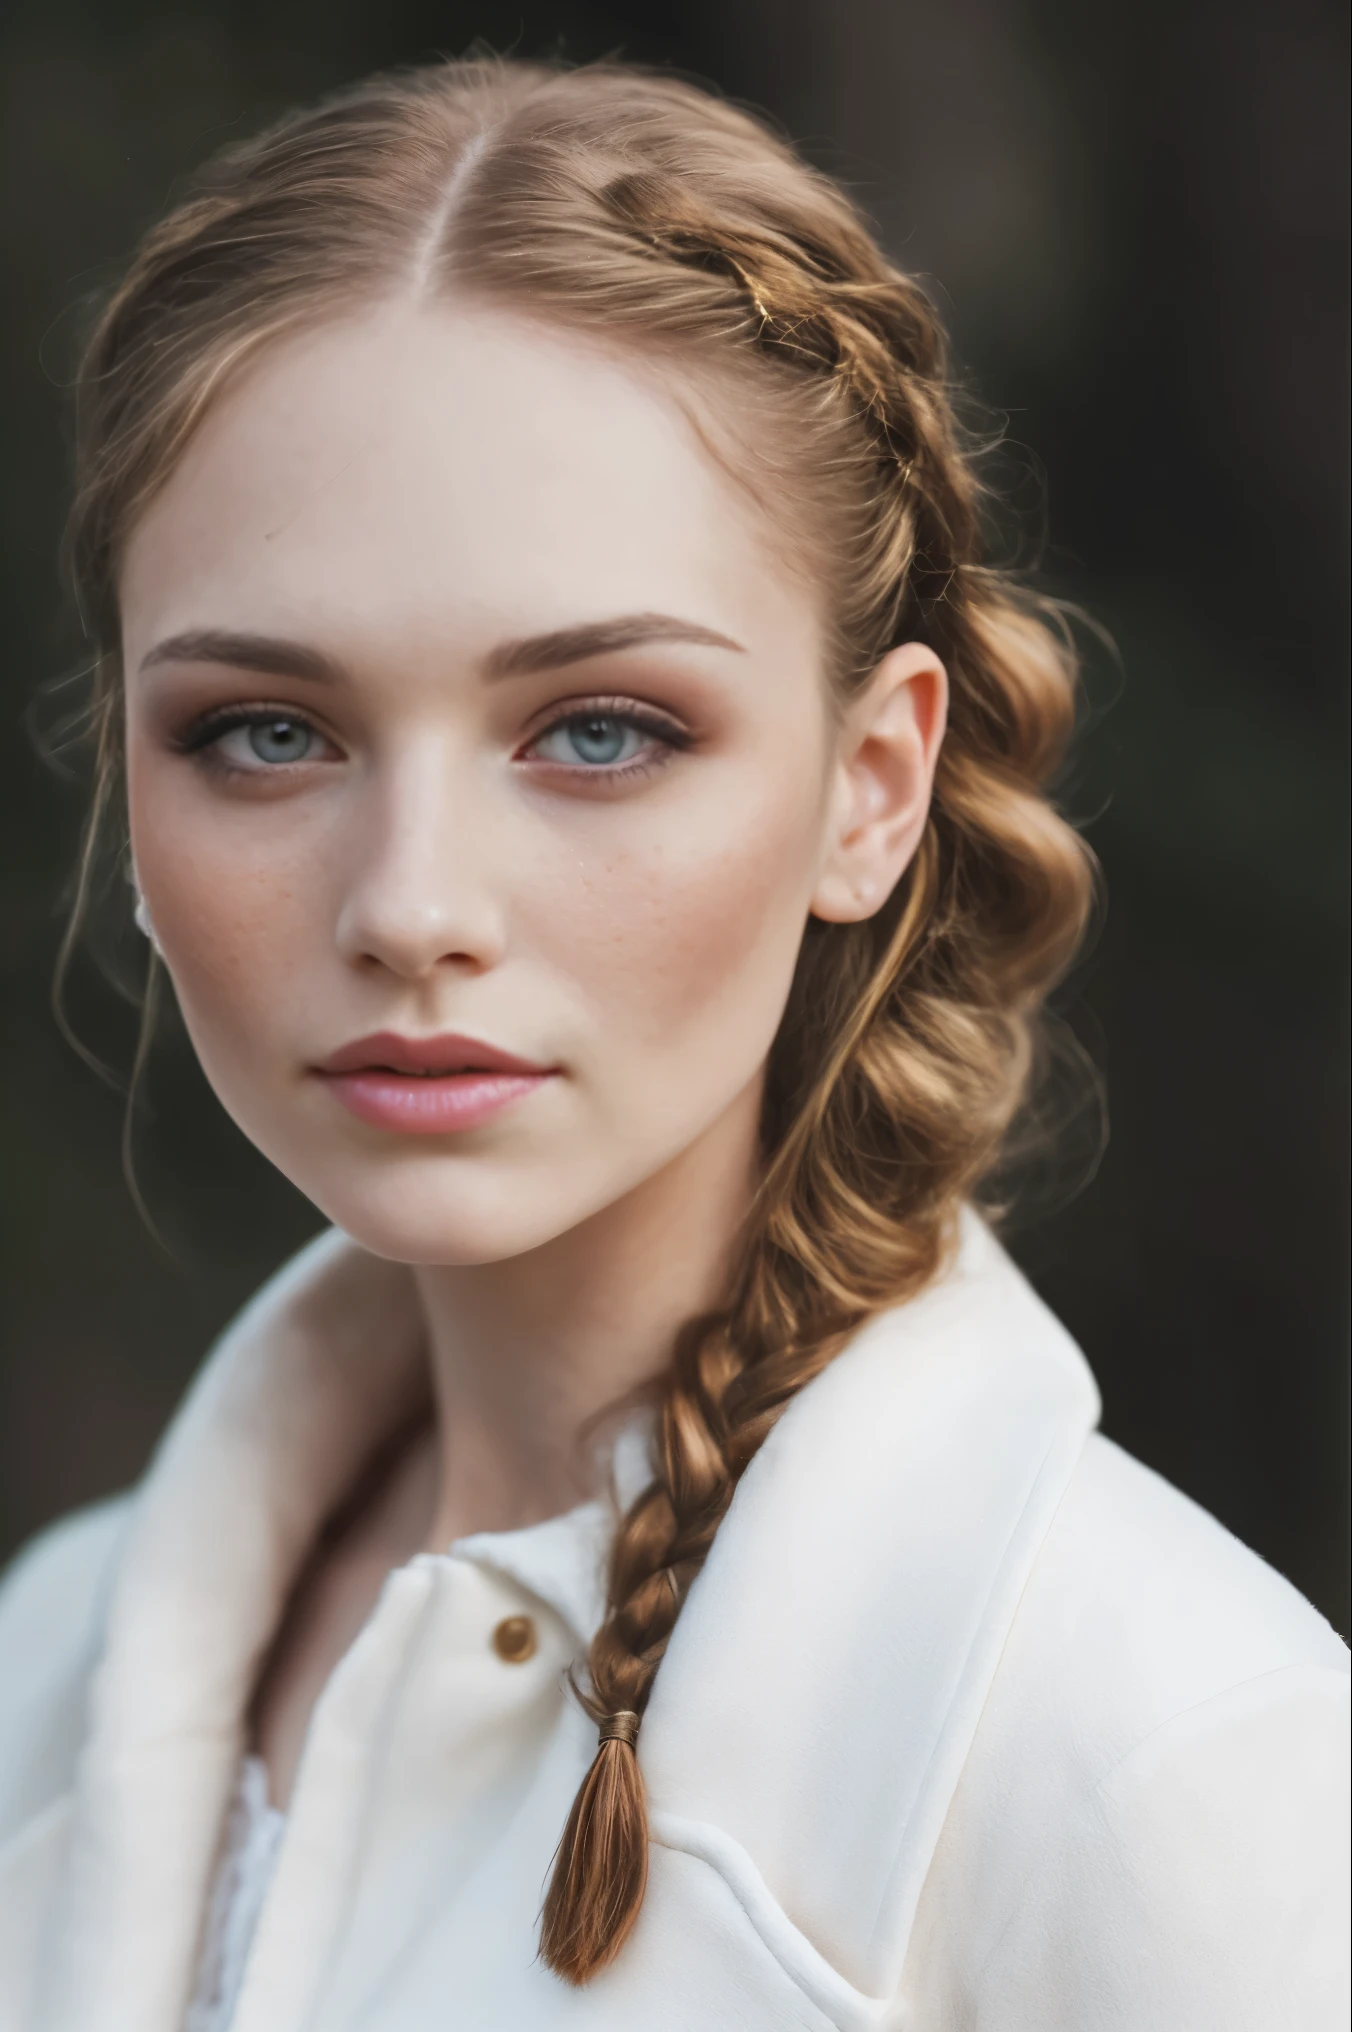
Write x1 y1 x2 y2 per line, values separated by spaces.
0 1211 1346 2030
184 1759 284 2032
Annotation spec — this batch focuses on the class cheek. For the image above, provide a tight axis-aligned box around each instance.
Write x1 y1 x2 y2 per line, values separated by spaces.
537 762 823 1084
129 759 323 1067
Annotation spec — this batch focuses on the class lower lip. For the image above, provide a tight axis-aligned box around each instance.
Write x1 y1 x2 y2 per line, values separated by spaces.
317 1069 555 1134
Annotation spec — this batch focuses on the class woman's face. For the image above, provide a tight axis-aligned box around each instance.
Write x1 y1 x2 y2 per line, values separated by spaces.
121 305 937 1264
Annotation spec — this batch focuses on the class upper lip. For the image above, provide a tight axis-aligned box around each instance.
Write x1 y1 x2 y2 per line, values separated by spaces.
315 1031 556 1077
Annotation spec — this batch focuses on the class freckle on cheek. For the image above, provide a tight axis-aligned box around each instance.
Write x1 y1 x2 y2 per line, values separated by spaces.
599 829 805 1035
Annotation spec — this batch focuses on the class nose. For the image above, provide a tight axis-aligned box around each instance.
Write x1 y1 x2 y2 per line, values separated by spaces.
334 737 507 979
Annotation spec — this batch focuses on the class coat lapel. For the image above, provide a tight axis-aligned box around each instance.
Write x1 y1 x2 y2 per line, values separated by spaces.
34 1231 429 2032
641 1208 1100 2001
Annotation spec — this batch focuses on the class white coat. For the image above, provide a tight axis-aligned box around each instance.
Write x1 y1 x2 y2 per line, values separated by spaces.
0 1211 1346 2030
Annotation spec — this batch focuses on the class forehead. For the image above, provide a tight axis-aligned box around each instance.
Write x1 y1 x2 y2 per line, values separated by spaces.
119 303 818 669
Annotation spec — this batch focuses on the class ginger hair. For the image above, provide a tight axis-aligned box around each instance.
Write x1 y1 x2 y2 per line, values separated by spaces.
63 57 1097 1984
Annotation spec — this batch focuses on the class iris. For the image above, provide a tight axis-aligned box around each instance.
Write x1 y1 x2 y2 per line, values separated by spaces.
248 718 314 764
563 716 630 765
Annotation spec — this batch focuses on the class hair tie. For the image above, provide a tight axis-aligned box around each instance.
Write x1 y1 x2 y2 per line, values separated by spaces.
597 1711 640 1747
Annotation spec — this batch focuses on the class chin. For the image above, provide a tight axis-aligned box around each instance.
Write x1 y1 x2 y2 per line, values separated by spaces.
286 1154 604 1267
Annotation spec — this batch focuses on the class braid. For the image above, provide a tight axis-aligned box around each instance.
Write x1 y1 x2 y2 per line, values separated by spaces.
542 1274 855 1978
62 55 1096 1989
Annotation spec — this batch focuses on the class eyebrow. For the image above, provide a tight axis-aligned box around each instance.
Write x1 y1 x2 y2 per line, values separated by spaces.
481 612 746 678
138 629 339 682
138 613 745 685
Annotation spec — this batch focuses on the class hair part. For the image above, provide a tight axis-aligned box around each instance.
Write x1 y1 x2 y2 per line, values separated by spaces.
62 55 1098 1984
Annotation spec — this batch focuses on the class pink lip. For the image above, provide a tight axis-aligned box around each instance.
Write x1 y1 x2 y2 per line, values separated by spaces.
312 1031 558 1136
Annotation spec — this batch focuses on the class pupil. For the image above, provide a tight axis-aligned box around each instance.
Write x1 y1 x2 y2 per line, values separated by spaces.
249 719 309 763
570 717 626 764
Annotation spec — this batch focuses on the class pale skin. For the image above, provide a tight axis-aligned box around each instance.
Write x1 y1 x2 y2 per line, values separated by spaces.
120 303 947 1806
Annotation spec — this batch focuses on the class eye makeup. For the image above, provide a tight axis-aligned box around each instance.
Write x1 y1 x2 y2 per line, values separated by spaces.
169 700 342 780
519 693 697 782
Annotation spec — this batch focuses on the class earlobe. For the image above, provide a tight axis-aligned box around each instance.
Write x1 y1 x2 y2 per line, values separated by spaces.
810 643 947 925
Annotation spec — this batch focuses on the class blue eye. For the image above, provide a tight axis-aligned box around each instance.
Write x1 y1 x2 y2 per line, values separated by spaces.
177 705 339 776
534 715 648 768
245 718 315 764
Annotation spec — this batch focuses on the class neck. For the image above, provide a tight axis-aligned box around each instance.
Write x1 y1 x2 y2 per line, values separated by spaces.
413 1080 762 1548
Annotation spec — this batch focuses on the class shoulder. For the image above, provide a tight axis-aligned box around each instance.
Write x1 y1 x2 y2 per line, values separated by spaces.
985 1431 1348 1869
1024 1431 1347 1728
905 1435 1349 2026
1009 1431 1348 1888
0 1498 132 1840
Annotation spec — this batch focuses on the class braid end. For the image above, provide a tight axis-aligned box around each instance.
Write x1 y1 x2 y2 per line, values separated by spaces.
540 1731 649 1984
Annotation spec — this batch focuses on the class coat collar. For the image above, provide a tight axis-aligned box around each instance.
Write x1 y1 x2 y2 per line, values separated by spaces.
36 1210 1098 2028
35 1232 430 2032
640 1208 1101 1998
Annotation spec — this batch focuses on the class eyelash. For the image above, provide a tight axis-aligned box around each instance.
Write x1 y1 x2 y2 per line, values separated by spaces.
172 703 330 777
519 696 694 779
172 697 694 780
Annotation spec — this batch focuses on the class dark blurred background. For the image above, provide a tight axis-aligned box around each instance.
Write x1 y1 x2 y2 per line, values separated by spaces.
2 0 1347 1629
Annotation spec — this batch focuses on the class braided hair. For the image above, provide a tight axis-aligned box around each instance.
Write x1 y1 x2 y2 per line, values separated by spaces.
65 57 1097 1984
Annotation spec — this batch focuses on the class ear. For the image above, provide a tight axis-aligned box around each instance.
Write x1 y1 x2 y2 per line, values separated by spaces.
810 642 948 923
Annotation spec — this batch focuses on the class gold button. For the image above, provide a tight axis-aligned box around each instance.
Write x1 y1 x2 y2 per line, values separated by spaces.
492 1614 537 1664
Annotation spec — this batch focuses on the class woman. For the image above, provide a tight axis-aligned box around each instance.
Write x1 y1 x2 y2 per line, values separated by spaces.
0 56 1345 2032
